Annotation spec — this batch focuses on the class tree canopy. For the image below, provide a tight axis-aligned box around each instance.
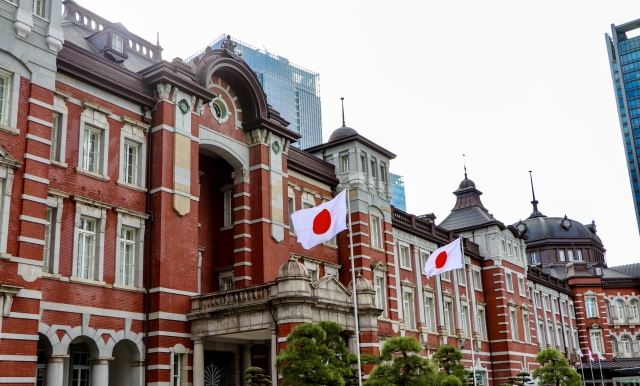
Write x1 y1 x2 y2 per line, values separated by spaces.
532 349 581 386
366 337 439 386
432 345 470 386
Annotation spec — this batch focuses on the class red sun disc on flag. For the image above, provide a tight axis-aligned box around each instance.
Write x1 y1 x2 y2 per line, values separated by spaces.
313 209 332 234
435 251 448 268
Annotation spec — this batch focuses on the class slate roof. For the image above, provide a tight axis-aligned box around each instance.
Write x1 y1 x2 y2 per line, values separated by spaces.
439 177 505 232
518 216 603 244
609 263 640 278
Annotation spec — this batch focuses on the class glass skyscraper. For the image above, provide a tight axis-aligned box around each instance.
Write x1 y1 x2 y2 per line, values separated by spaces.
606 20 640 233
187 35 322 149
390 173 407 212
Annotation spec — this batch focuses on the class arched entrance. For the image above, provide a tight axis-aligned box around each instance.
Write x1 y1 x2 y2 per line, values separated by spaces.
108 339 144 386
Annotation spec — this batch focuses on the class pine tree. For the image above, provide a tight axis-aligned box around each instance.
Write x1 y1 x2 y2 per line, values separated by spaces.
432 345 470 386
532 349 581 386
366 337 438 386
244 367 272 386
275 321 356 386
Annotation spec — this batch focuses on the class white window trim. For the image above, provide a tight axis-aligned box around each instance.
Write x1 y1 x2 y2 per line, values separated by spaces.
77 103 110 179
218 268 234 290
585 296 598 318
51 92 69 166
170 344 188 386
0 65 21 135
304 260 319 281
402 288 416 330
117 118 148 190
424 292 436 332
477 305 488 340
505 270 514 293
472 267 483 291
288 186 295 235
510 307 520 341
71 197 109 283
522 311 531 343
114 208 147 289
43 191 67 275
444 297 454 335
398 242 412 270
0 154 19 255
518 275 525 297
374 269 387 318
302 191 316 209
369 212 383 250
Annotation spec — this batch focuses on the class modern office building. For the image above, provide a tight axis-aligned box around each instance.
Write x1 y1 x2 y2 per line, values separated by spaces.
606 20 640 234
390 172 407 211
186 35 323 150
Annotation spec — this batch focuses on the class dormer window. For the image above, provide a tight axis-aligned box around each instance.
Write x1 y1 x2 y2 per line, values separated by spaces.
112 34 124 53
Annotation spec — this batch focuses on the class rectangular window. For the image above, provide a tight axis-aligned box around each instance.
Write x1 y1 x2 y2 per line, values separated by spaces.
399 244 411 269
444 299 454 335
514 245 520 259
32 0 44 17
510 309 519 340
442 270 451 281
561 301 568 316
72 352 91 386
82 127 101 173
632 302 639 319
375 276 385 311
112 34 124 53
573 329 579 349
43 208 53 273
567 250 574 261
531 252 538 264
341 155 349 173
223 190 233 227
543 295 551 311
424 295 436 331
591 331 604 354
403 291 415 329
222 276 234 291
308 266 318 281
370 160 377 179
458 269 466 286
501 240 506 253
288 195 295 233
523 313 531 342
0 71 11 126
553 299 560 314
462 303 470 337
569 303 575 318
577 250 583 260
473 270 482 291
538 321 545 346
380 165 387 183
172 353 182 386
76 217 95 279
477 307 487 340
557 326 564 348
518 276 525 296
585 297 598 318
119 227 136 286
506 272 513 292
535 292 542 309
361 156 367 175
420 252 429 276
51 113 61 161
123 141 138 185
370 215 382 249
558 250 565 261
36 350 46 386
547 324 554 346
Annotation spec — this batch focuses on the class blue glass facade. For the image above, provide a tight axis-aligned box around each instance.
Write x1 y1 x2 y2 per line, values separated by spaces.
187 35 323 149
390 173 407 212
607 20 640 233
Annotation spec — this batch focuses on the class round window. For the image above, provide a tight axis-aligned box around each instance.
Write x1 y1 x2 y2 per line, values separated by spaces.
209 98 230 123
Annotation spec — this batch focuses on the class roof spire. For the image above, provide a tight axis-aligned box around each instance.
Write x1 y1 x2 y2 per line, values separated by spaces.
528 171 545 218
463 154 467 179
341 97 346 127
156 32 160 46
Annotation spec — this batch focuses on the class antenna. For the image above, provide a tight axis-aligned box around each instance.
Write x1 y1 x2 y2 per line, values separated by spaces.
341 97 346 127
528 171 545 218
463 154 467 179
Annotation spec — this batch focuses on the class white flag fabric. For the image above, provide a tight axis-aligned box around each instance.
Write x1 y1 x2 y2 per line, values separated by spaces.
596 351 605 361
424 238 463 278
290 189 348 250
588 349 595 363
577 348 584 358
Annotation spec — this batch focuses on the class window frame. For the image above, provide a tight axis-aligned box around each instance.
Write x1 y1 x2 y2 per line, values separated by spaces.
32 0 46 18
341 154 349 173
518 276 525 296
288 186 296 234
76 217 96 280
71 199 108 283
114 208 147 288
424 293 436 332
590 330 604 354
585 297 598 318
402 289 416 330
505 271 514 293
374 274 386 313
444 298 454 335
112 33 124 53
218 268 235 291
41 192 66 275
631 300 639 319
399 243 411 270
77 103 110 179
118 118 148 189
523 312 531 342
473 268 483 291
477 305 488 340
223 189 233 228
458 269 466 287
370 213 383 250
510 308 519 341
558 250 565 262
461 301 470 337
0 65 21 134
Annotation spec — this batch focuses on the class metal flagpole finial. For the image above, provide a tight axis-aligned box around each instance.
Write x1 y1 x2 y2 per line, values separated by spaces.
463 154 467 179
341 97 346 127
528 171 544 219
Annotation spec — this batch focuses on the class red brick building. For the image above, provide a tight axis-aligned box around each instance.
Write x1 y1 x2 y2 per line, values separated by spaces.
0 1 638 386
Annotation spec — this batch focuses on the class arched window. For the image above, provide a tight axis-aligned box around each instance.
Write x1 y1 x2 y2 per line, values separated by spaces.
604 300 612 323
631 299 640 319
611 336 618 354
622 335 632 355
615 299 626 320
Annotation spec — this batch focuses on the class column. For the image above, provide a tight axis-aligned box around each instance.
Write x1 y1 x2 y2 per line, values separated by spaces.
91 358 111 386
242 344 253 386
270 329 277 381
130 359 145 386
435 275 447 345
193 339 204 386
45 355 67 386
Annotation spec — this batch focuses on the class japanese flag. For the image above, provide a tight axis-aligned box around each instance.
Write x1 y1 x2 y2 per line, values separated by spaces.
577 348 584 358
588 349 595 363
291 189 348 250
596 351 605 361
424 238 463 278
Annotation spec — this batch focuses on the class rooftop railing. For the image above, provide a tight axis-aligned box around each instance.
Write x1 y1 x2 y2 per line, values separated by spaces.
192 282 273 312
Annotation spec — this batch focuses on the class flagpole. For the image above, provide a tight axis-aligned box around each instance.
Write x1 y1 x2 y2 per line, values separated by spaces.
598 356 604 386
579 361 585 386
589 359 595 386
346 188 363 386
461 237 477 385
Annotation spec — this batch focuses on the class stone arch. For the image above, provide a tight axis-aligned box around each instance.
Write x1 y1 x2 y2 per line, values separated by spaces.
109 339 144 386
0 48 32 78
198 127 249 172
195 50 268 123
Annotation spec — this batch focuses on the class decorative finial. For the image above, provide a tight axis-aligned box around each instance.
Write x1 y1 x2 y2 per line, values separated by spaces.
156 32 160 46
463 154 467 179
341 97 345 127
528 171 545 219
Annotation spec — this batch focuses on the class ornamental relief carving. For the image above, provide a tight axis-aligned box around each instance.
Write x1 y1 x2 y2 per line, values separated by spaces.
231 169 250 185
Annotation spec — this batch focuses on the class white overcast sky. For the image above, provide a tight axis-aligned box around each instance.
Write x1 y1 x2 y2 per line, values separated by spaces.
77 0 640 266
